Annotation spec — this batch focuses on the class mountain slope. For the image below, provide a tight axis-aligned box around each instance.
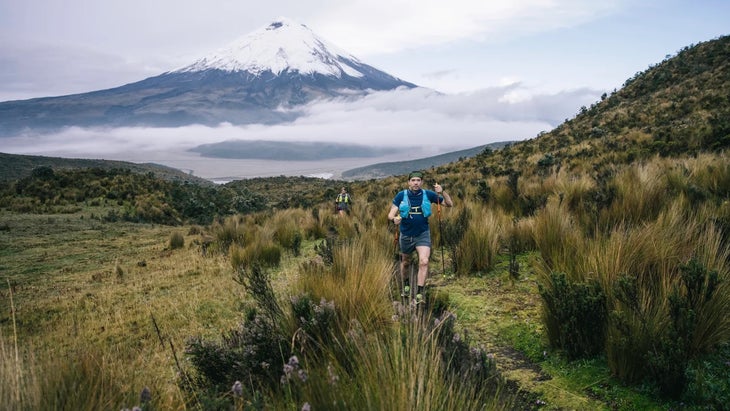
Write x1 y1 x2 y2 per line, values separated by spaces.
460 35 730 178
342 142 513 180
0 18 416 135
0 152 213 185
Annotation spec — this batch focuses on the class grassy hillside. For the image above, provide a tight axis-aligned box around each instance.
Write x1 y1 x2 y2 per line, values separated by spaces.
0 152 213 185
460 34 730 178
1 35 730 410
342 141 512 180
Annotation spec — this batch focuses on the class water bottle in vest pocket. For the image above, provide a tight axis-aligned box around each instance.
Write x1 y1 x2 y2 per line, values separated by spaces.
398 190 410 218
398 190 433 218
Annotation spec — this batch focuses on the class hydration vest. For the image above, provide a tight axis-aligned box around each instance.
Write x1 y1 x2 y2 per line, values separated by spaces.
398 190 432 218
336 193 350 203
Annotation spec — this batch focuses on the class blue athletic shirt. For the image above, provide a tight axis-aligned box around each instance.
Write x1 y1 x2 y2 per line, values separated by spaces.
392 189 443 237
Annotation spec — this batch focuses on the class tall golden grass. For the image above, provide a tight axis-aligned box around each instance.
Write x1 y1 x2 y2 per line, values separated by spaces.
294 231 394 332
455 203 509 276
532 197 584 279
532 167 730 383
343 316 511 411
269 208 308 250
599 161 670 230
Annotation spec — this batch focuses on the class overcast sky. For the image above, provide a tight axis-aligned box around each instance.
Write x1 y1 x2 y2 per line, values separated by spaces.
0 0 728 178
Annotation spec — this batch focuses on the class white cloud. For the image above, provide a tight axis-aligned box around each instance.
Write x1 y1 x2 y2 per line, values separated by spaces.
2 85 600 157
312 0 626 55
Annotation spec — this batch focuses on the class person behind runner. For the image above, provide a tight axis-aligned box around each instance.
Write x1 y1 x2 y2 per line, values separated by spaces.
387 171 453 303
335 186 352 215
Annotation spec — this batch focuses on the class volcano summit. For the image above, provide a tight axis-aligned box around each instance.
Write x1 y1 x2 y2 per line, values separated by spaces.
0 17 417 135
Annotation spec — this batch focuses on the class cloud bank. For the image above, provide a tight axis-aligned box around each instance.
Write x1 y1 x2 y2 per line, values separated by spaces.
1 85 600 160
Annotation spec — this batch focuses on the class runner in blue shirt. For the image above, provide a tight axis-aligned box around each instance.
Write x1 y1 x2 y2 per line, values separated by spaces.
388 171 453 304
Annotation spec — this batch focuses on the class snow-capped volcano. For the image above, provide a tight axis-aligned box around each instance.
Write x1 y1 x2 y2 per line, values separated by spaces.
178 17 364 78
0 17 417 135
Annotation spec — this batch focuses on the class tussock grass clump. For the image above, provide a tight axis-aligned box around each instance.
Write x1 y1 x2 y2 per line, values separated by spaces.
507 215 536 253
553 171 597 227
606 209 730 384
685 152 730 198
490 176 517 213
440 206 470 275
515 176 550 216
599 162 669 230
210 214 247 252
230 235 282 270
336 313 509 411
169 231 185 249
532 197 583 276
296 234 394 332
348 200 377 228
304 206 329 239
269 208 306 255
455 204 509 276
331 210 359 238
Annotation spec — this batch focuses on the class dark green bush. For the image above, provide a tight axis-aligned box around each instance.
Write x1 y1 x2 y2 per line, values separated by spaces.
476 180 491 203
314 236 335 266
683 343 730 409
185 265 288 397
290 294 338 355
647 258 721 399
539 272 607 359
611 257 723 399
185 309 287 394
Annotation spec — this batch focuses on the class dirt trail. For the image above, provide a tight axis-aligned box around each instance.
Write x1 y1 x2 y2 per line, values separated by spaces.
430 272 610 411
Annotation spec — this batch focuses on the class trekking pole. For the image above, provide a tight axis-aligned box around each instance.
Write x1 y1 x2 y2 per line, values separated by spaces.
393 217 407 297
436 185 446 276
393 223 400 257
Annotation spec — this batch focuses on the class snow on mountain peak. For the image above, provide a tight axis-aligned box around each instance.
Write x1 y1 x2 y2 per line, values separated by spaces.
177 17 364 78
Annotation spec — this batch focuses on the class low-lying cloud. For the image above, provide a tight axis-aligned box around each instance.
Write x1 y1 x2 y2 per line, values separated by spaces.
1 85 601 177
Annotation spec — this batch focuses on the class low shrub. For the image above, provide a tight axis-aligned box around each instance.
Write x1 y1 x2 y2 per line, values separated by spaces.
539 272 607 359
185 265 288 396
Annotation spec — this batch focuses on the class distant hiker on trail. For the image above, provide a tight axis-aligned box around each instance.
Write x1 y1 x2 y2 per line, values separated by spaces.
388 171 453 304
335 187 352 215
